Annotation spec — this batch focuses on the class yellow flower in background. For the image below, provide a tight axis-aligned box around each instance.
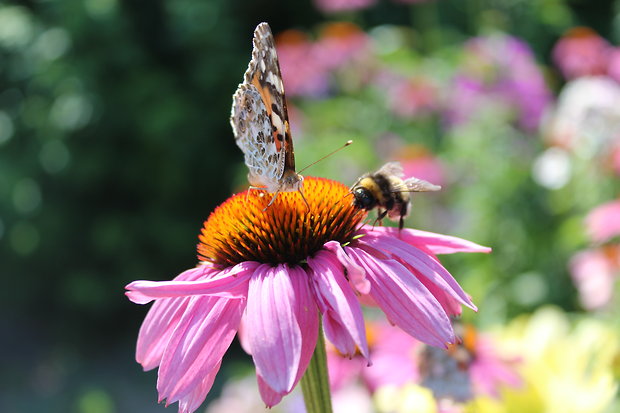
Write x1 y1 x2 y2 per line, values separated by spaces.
375 384 438 413
468 307 619 413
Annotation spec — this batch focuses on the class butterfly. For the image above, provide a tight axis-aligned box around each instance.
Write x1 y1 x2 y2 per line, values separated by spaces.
230 22 304 207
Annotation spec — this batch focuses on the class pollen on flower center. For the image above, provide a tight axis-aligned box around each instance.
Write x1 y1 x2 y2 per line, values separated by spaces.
198 177 366 266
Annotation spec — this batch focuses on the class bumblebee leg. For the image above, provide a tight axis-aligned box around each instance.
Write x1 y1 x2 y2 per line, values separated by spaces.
398 202 408 231
373 209 388 228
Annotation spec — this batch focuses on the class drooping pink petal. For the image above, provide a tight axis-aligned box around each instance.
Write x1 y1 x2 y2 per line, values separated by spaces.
324 240 370 294
156 295 245 404
236 315 252 355
136 266 207 371
137 296 191 371
246 264 304 393
358 231 476 311
368 227 491 255
346 246 455 347
125 261 258 304
177 360 222 413
307 250 369 359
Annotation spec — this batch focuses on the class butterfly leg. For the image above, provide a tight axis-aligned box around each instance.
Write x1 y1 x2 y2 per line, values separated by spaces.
264 190 281 211
246 185 267 203
297 188 310 211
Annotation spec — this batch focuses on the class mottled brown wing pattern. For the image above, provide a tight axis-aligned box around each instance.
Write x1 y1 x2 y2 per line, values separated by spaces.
230 22 301 195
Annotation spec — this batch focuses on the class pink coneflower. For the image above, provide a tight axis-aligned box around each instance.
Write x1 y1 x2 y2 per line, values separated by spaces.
552 27 610 80
125 177 489 412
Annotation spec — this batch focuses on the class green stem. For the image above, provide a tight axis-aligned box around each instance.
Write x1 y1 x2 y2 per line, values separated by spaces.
300 318 333 413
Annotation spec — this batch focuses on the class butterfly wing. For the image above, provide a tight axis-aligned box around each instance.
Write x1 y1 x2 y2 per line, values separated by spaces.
230 22 298 193
231 84 284 191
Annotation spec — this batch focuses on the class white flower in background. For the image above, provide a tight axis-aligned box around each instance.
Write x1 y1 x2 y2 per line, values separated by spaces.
544 76 620 158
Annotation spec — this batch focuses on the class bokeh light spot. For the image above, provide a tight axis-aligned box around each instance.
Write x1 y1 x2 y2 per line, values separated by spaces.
13 178 42 214
76 388 115 413
532 147 572 189
0 110 14 145
40 140 71 173
84 0 118 18
32 28 71 61
0 6 34 49
510 272 548 306
50 93 93 130
9 220 40 255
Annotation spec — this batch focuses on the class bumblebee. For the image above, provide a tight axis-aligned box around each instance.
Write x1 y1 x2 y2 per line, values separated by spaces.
351 162 441 230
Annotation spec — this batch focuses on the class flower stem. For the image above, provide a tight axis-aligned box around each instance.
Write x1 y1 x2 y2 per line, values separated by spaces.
300 318 333 413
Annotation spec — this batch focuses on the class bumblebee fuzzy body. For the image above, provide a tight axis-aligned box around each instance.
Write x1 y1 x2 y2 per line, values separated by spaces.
351 162 440 230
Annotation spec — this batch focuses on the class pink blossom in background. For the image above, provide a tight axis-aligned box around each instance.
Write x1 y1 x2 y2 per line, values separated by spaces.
387 76 439 118
552 27 610 80
392 0 436 3
329 319 520 405
569 247 619 310
276 23 370 98
585 199 620 243
314 0 377 14
397 146 446 188
467 335 522 398
606 47 620 84
613 145 620 175
445 34 552 131
276 30 330 97
419 323 521 402
314 22 371 71
327 321 421 392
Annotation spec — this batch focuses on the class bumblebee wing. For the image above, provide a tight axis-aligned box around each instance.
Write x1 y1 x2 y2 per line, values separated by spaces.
391 177 441 193
375 161 404 178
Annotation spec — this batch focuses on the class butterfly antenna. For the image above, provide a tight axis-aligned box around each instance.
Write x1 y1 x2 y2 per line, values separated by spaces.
298 140 353 174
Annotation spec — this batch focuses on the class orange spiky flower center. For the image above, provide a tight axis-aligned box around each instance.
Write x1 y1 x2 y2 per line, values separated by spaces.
198 177 366 267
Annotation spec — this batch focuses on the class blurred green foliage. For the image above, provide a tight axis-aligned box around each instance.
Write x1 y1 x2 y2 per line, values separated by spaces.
1 0 619 412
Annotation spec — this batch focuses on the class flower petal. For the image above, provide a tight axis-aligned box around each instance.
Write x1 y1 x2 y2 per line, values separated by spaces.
359 231 476 311
177 360 222 413
257 374 284 408
346 246 455 347
324 240 370 294
125 261 258 304
136 267 206 371
365 227 491 255
308 250 368 359
156 295 244 404
247 264 303 393
137 296 191 371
